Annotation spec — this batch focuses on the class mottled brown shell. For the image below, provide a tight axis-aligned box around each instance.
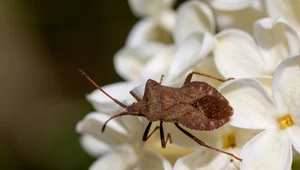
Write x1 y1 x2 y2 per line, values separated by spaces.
134 80 233 130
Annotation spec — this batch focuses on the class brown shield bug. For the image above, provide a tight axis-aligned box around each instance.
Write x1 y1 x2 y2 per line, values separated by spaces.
78 69 241 161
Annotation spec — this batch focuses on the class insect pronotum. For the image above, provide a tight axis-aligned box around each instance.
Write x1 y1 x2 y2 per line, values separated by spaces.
79 69 242 161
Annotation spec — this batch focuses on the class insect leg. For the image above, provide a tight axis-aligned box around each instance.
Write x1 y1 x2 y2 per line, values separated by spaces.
160 121 172 148
142 122 160 141
130 90 141 101
159 75 165 84
174 123 242 161
184 71 234 84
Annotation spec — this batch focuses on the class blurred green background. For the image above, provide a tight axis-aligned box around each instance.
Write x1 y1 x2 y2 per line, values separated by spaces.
0 0 136 169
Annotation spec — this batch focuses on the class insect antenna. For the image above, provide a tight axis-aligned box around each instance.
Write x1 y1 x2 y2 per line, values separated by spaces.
101 112 132 132
78 69 127 108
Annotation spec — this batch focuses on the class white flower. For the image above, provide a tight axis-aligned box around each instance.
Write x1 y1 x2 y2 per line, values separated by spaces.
266 0 300 37
80 134 110 157
173 124 259 170
125 13 175 48
172 2 299 80
115 1 217 84
128 0 175 18
115 1 223 84
173 1 216 44
219 55 300 170
114 43 174 82
114 32 214 84
205 0 266 34
126 0 176 48
214 17 300 78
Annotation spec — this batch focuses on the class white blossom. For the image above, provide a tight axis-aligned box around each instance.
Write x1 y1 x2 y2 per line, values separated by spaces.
214 17 300 78
128 0 175 18
266 0 300 37
219 55 300 170
114 32 214 84
115 1 216 84
205 0 266 34
174 125 259 170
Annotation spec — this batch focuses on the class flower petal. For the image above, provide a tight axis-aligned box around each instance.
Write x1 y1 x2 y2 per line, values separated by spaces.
76 112 129 146
207 0 253 11
174 148 231 170
131 84 145 99
254 18 300 74
114 43 169 81
140 47 174 82
219 78 276 129
128 0 175 17
254 76 273 96
288 126 300 154
214 29 264 78
126 18 173 48
157 9 176 33
87 81 139 113
192 57 223 88
134 150 173 170
80 134 110 157
173 1 215 44
213 1 266 34
89 145 137 170
240 129 293 170
266 0 300 37
120 116 144 142
167 32 214 82
272 55 300 115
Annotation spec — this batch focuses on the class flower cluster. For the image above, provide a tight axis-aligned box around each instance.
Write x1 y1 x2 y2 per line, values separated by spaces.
77 0 300 169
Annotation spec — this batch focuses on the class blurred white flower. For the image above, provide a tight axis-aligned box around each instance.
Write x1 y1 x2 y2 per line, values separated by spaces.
205 0 256 11
126 0 176 48
173 1 216 44
266 0 300 37
80 134 110 157
214 17 300 78
125 11 175 48
114 43 174 82
115 2 210 84
219 55 300 170
205 0 266 34
114 32 214 84
128 0 175 18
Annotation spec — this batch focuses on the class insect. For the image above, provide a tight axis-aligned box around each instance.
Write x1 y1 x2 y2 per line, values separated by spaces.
79 69 241 161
